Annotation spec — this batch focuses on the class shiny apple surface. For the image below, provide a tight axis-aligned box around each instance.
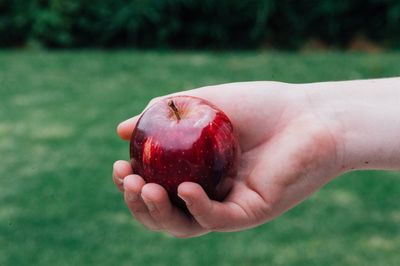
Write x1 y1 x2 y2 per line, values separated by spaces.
130 96 239 210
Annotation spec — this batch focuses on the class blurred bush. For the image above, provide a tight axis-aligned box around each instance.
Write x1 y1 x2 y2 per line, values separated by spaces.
0 0 399 49
29 0 273 48
270 0 400 49
0 0 34 47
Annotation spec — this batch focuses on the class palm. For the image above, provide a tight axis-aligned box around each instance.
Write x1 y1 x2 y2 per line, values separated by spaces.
224 115 339 229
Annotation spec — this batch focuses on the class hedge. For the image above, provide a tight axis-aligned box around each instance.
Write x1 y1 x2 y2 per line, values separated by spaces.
1 0 399 49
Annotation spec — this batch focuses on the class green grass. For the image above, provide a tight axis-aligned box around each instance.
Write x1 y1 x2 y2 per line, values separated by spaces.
1 50 400 266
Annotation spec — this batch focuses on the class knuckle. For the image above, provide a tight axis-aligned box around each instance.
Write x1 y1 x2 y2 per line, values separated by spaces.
257 198 278 221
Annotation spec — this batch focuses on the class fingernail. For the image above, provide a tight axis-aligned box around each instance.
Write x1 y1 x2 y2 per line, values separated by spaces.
117 177 124 186
144 200 156 212
113 160 119 171
127 192 138 201
178 194 192 206
118 120 129 130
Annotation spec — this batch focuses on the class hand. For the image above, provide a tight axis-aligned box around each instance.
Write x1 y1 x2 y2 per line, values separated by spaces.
112 81 344 238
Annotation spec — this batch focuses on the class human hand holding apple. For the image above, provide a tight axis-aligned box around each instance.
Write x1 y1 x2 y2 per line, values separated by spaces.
113 81 346 238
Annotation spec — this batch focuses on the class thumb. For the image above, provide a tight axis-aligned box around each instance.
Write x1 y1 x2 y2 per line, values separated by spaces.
177 182 249 231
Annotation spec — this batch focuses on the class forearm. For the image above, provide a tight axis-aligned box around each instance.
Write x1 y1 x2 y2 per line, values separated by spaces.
304 77 400 171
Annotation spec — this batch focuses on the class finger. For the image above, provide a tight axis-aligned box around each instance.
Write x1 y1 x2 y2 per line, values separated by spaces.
117 116 140 141
112 160 133 192
177 182 249 232
141 183 207 238
123 174 162 231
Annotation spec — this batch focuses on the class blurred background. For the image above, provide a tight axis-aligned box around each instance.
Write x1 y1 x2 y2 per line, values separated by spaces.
2 0 400 49
1 1 400 265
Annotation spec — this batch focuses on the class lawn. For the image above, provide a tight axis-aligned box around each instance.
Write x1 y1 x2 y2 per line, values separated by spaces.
1 50 400 266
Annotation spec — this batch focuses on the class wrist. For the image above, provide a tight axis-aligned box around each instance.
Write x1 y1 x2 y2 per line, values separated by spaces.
304 78 400 171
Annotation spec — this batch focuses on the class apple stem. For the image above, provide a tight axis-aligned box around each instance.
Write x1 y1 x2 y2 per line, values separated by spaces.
168 100 181 120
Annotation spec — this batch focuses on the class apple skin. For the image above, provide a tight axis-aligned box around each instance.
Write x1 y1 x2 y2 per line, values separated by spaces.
130 96 240 211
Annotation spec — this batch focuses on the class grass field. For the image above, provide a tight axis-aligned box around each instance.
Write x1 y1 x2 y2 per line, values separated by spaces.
1 51 400 266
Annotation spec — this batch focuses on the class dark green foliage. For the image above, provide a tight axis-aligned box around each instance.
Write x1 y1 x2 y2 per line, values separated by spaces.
0 0 34 46
29 0 273 48
0 0 400 48
269 0 400 49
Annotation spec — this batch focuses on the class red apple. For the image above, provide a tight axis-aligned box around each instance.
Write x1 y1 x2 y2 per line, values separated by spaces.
130 96 240 211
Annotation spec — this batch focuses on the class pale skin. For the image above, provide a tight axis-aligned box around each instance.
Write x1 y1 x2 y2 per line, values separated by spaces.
112 77 400 238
